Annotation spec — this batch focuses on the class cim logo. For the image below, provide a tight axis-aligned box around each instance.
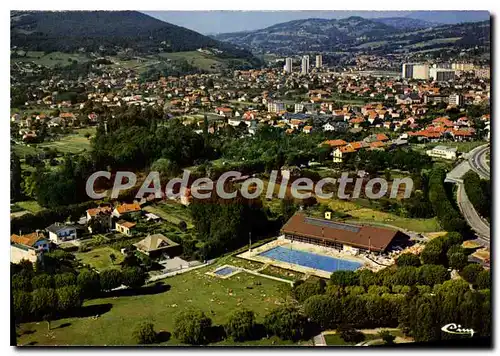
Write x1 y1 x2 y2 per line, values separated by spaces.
441 323 475 337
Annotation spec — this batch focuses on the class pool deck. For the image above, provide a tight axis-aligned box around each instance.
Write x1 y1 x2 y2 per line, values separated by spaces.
238 236 389 279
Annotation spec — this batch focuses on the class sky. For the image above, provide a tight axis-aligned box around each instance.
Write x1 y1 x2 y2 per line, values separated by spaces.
143 10 489 35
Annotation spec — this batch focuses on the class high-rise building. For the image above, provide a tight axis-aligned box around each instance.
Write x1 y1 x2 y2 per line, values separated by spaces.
430 68 455 82
402 63 414 78
315 55 322 69
285 58 293 73
412 64 430 80
448 94 463 106
452 62 475 71
301 55 310 75
268 100 286 113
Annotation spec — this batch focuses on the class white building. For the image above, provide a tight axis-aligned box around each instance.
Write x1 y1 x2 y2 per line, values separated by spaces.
413 64 430 80
402 63 414 78
426 146 458 160
268 100 286 113
285 58 293 73
448 94 463 106
315 54 322 69
301 55 310 75
46 223 77 244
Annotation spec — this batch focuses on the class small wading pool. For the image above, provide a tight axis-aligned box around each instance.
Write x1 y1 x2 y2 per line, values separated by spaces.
214 266 237 276
258 246 362 272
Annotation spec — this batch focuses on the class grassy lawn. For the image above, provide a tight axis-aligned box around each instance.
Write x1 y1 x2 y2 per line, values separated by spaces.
16 270 292 346
318 199 442 233
74 247 124 271
144 202 193 228
12 51 90 67
158 51 229 72
39 128 95 154
15 200 44 214
324 332 379 346
259 265 304 281
12 143 42 157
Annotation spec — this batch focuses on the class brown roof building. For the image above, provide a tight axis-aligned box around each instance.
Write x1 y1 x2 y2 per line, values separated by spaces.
281 213 409 253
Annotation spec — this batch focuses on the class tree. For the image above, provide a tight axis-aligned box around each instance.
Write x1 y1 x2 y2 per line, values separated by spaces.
378 330 396 345
396 253 421 267
448 252 468 271
292 279 324 303
32 274 54 289
11 152 23 201
263 306 307 341
133 322 157 344
110 253 116 265
303 295 341 329
330 270 359 287
173 308 212 345
30 288 58 321
54 272 76 288
56 285 83 313
100 269 123 291
13 291 32 321
460 264 484 284
475 270 490 289
417 264 449 286
122 267 146 289
77 269 100 298
224 309 255 341
421 243 443 265
12 274 32 292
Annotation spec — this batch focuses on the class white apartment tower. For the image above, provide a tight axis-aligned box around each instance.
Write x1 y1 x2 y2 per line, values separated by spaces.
301 55 310 75
315 54 322 69
285 58 293 73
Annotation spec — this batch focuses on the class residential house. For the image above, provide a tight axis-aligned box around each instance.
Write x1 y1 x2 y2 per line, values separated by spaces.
46 223 78 243
133 233 181 259
112 202 141 219
11 232 50 264
115 220 136 236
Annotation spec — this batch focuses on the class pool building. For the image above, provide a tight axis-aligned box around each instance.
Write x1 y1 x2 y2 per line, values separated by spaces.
281 213 410 255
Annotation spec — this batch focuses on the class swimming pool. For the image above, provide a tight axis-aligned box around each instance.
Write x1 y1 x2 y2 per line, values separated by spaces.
214 266 237 276
258 246 362 272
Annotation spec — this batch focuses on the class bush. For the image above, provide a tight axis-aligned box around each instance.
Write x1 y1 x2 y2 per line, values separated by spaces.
173 308 212 345
13 291 32 321
56 285 83 313
134 322 157 344
448 252 468 271
378 330 396 344
338 325 365 343
12 274 32 292
224 309 255 341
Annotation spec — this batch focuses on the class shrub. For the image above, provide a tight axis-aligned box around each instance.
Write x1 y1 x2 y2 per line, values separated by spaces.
263 305 307 341
134 322 157 344
338 325 365 343
461 264 484 284
396 253 421 267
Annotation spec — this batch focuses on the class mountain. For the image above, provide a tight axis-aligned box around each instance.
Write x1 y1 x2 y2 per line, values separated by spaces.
214 16 490 56
372 17 438 30
403 11 490 25
214 17 399 54
10 11 260 65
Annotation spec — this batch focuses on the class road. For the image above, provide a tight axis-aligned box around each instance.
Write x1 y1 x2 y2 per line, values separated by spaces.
456 182 490 245
467 144 490 179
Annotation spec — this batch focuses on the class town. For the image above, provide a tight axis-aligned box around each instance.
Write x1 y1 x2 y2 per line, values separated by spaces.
10 10 491 347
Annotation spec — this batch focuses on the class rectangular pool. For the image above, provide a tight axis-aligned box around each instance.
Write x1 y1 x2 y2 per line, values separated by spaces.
214 266 237 276
258 246 362 272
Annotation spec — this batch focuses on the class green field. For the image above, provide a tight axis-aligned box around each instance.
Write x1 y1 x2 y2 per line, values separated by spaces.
143 202 194 228
421 141 488 154
12 51 90 67
74 247 124 271
38 128 96 154
15 200 44 214
158 51 224 72
16 270 293 346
